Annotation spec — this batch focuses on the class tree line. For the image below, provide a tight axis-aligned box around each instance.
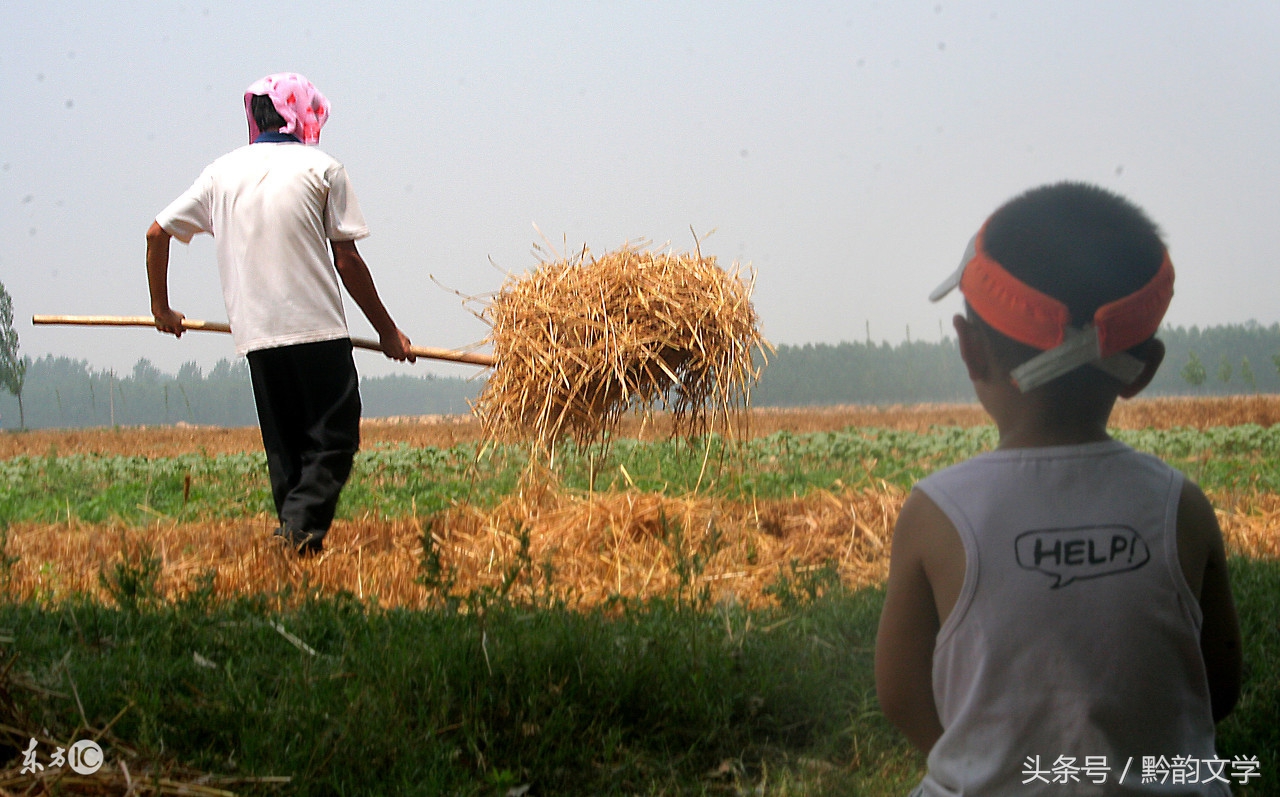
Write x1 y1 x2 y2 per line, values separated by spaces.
753 322 1280 407
0 356 478 430
2 323 1279 430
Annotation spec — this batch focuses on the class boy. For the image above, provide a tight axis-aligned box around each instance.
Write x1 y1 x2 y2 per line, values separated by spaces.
875 183 1242 795
146 73 416 554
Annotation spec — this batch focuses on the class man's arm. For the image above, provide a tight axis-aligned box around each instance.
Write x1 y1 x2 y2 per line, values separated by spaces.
330 239 415 362
146 221 185 336
875 490 947 753
1178 481 1243 722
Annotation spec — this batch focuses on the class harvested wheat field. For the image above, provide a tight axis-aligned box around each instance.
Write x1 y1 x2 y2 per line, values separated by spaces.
2 395 1277 610
4 394 1277 459
4 486 900 609
6 484 1276 611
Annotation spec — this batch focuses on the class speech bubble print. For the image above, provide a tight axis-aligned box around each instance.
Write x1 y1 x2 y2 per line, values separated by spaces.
1014 525 1150 589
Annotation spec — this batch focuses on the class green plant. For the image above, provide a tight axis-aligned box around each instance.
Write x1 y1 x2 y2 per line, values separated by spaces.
98 540 162 611
468 522 537 614
763 558 844 610
416 518 460 614
659 509 724 612
0 522 19 597
34 562 60 603
176 569 219 614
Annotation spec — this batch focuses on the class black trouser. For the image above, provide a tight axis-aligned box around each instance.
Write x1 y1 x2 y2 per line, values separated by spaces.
247 339 361 538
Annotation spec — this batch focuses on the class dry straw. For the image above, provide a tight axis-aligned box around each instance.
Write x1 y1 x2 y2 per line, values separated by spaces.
472 239 773 453
2 485 904 610
3 487 1275 610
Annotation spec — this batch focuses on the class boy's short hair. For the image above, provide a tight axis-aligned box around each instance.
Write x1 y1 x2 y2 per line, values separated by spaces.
972 182 1167 383
250 94 287 135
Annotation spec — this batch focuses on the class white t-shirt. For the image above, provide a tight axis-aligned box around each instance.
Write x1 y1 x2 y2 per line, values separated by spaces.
156 141 369 355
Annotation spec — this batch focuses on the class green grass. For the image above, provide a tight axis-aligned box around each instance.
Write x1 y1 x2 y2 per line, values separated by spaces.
1217 557 1280 793
2 575 922 795
5 424 1280 526
2 557 1276 794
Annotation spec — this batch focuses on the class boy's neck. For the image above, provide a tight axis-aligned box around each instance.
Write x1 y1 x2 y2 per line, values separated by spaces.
983 382 1118 449
994 414 1114 449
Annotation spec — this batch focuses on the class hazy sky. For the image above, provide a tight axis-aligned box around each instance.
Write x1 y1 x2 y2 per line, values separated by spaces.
4 1 1279 379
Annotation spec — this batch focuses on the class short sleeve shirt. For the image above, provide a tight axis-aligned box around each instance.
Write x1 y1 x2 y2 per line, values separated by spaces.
155 141 369 354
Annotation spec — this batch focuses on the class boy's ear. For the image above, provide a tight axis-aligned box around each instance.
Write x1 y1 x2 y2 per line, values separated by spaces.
953 314 993 382
1118 338 1165 399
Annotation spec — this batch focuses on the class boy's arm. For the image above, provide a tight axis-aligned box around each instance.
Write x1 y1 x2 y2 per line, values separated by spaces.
1178 481 1242 722
875 490 946 753
330 240 415 362
146 221 186 336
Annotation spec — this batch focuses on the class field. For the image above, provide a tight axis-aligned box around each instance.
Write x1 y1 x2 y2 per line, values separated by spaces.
0 396 1277 794
3 396 1278 609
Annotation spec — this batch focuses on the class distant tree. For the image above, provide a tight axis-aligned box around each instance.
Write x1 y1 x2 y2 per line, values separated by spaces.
1217 355 1232 386
1273 352 1280 377
177 361 203 383
132 358 163 385
1181 351 1207 390
0 280 27 428
1241 356 1256 392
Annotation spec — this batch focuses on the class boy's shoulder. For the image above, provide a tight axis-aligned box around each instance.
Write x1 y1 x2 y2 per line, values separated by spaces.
918 439 1176 499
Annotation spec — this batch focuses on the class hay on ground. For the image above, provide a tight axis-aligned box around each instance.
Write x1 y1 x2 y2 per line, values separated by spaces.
3 488 1273 611
473 241 772 453
2 485 904 610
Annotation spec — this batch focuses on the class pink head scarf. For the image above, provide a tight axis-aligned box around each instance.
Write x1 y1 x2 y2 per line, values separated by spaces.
244 73 330 145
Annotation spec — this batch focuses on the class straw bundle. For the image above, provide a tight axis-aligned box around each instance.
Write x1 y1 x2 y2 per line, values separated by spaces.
473 241 772 452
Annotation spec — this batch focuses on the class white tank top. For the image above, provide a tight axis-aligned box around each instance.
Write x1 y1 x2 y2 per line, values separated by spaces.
913 440 1225 796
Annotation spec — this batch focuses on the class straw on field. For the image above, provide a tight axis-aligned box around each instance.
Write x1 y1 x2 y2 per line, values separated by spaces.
6 485 1275 612
2 484 906 611
472 240 773 453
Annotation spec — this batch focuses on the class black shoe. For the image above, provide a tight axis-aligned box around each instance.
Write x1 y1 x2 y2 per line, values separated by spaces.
273 525 324 555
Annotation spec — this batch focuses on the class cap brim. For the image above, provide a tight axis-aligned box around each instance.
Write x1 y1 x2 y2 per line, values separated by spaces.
929 233 978 303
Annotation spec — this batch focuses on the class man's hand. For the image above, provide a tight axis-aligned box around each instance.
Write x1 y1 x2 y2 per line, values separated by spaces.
380 328 417 362
153 307 186 337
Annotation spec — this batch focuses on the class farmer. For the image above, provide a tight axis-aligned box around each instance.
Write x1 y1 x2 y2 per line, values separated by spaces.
145 72 415 554
875 183 1242 795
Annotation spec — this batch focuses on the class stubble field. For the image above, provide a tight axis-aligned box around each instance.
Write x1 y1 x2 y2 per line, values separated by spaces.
2 395 1277 611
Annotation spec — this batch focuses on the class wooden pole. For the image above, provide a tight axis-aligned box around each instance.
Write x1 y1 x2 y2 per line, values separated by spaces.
31 314 496 368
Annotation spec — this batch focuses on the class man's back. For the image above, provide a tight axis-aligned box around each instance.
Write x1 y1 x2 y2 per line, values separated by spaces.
914 441 1223 795
157 141 368 354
